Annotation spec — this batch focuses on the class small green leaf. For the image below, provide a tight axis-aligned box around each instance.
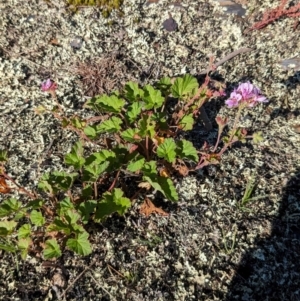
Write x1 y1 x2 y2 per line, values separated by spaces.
83 151 115 182
94 188 131 221
138 114 156 139
141 161 157 176
176 140 198 162
66 232 92 256
0 149 8 163
47 219 71 235
143 175 178 202
156 77 172 96
58 197 75 216
141 161 178 201
127 156 145 172
84 125 97 139
158 77 172 86
151 112 168 131
157 138 177 163
0 220 17 236
83 161 110 182
143 85 165 109
126 102 143 123
0 242 16 252
179 114 194 131
30 210 45 227
124 81 144 102
14 210 26 221
25 199 44 209
64 209 80 226
70 117 86 130
252 131 264 144
78 200 97 224
81 185 93 200
18 238 31 260
18 224 31 239
121 128 141 142
96 116 122 134
38 172 77 194
85 94 125 113
171 74 198 98
64 141 85 170
0 198 22 218
43 239 62 259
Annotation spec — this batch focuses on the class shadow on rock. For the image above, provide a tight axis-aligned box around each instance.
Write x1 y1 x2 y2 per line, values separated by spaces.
226 169 300 301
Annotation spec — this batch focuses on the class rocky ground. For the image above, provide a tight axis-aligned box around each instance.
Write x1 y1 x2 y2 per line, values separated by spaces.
0 0 300 300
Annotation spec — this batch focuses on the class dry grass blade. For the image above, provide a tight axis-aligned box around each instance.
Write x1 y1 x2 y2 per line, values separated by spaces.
71 53 134 97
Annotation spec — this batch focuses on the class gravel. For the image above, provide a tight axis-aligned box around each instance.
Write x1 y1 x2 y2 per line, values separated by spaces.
0 0 300 300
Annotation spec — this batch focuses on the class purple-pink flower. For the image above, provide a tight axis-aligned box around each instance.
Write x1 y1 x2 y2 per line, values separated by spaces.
225 82 268 108
225 90 242 108
41 79 57 92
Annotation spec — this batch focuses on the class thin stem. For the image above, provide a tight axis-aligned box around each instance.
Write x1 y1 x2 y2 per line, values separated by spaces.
94 181 98 199
213 127 223 153
145 136 149 161
218 106 243 156
108 170 121 192
1 172 37 199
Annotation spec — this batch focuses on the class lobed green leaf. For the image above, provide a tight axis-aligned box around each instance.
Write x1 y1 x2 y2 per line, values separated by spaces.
94 188 131 221
143 175 178 202
143 85 165 110
30 210 45 227
38 171 78 194
121 128 141 143
18 224 31 239
0 199 22 218
43 239 62 259
83 125 97 139
96 116 122 134
138 114 156 139
157 138 177 163
0 220 17 236
179 114 194 131
127 156 145 172
64 141 85 170
141 161 178 201
124 81 144 102
66 231 92 256
176 140 198 162
171 74 198 99
78 200 97 224
125 102 143 123
85 94 125 114
18 237 31 260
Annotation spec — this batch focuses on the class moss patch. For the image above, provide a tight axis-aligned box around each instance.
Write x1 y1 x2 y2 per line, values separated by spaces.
66 0 124 16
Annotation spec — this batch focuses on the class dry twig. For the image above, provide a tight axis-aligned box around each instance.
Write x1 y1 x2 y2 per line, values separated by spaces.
250 0 300 30
60 260 96 300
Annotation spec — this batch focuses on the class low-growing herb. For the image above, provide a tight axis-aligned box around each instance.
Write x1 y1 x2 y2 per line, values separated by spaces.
0 74 268 259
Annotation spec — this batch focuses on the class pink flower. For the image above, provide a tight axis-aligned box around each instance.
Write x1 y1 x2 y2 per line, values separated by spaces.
225 90 242 108
41 79 57 92
225 82 268 108
236 82 255 99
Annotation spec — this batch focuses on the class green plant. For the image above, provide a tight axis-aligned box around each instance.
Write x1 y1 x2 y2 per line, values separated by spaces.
238 173 269 211
0 74 267 259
